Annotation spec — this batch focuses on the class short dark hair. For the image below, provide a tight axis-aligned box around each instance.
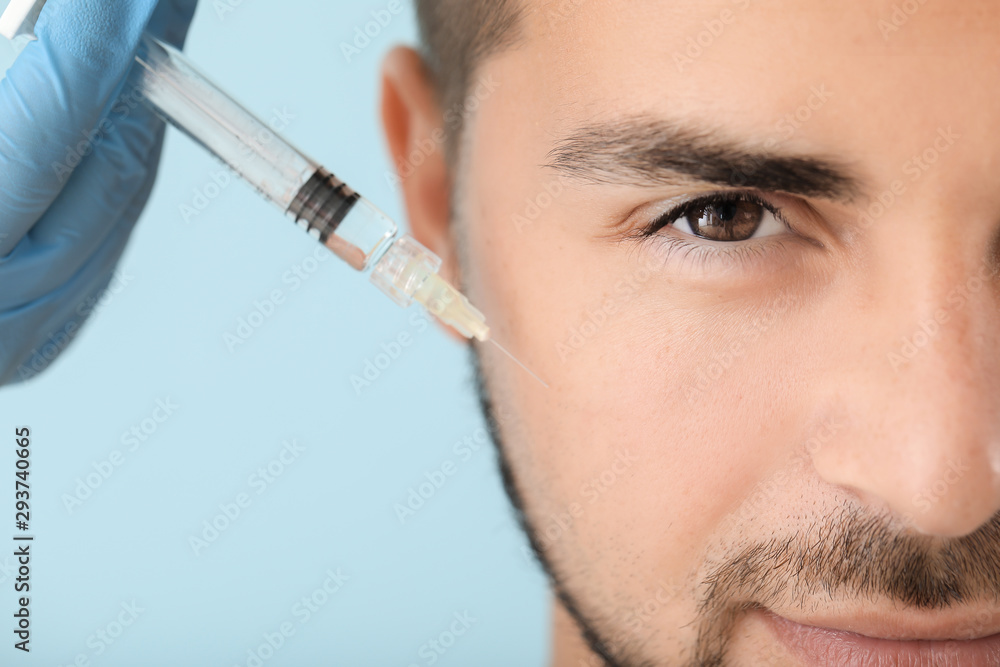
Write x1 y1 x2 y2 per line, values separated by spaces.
413 0 525 163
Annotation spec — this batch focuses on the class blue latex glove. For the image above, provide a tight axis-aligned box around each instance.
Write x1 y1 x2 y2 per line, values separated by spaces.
0 0 198 386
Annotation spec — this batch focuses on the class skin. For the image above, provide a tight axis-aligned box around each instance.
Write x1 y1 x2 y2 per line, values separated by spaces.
380 1 1000 664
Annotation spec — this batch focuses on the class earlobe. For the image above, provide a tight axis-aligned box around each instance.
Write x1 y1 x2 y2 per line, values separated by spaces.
380 46 467 343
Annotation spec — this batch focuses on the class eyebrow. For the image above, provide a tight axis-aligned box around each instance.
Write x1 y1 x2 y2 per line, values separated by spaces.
545 116 865 203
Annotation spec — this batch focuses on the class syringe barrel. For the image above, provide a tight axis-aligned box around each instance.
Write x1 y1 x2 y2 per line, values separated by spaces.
131 34 397 270
132 34 313 209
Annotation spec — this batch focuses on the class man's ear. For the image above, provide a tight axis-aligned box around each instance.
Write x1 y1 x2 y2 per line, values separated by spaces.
380 46 466 343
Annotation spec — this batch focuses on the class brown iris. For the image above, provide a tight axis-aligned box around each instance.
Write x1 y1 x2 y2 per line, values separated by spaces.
685 198 765 242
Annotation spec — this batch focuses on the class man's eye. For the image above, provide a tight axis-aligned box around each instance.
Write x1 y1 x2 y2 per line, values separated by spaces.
649 192 789 243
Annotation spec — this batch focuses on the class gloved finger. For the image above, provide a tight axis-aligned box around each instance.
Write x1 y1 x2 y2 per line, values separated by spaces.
0 0 159 256
0 133 162 384
0 205 137 386
146 0 199 49
0 93 165 310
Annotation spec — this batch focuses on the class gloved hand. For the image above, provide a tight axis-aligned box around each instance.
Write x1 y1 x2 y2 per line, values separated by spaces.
0 0 198 386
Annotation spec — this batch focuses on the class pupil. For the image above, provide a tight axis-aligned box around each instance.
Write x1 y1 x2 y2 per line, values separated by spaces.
715 202 739 222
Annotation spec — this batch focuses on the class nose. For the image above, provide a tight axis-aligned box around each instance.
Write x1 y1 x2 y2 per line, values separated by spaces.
809 243 1000 537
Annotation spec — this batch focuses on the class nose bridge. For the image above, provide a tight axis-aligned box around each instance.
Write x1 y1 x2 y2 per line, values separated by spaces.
812 228 1000 537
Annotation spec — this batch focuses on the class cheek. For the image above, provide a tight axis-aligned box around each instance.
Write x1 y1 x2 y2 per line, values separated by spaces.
465 207 822 575
509 308 771 547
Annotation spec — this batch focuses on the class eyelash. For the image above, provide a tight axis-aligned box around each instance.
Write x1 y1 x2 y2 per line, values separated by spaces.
626 190 797 270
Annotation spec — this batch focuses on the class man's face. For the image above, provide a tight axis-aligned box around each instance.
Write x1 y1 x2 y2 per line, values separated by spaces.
430 0 1000 664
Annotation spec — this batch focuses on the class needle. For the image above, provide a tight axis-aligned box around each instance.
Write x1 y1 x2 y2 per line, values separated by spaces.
488 337 550 389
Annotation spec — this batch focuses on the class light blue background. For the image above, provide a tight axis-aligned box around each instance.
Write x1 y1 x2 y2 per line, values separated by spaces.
0 1 549 665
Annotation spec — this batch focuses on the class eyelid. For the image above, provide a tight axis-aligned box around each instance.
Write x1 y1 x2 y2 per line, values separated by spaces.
645 189 793 239
617 189 822 274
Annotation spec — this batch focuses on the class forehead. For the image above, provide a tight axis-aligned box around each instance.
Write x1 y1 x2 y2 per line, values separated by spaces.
520 0 1000 104
485 0 1000 198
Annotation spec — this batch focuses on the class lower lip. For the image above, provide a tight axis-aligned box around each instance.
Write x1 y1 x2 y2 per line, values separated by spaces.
763 610 1000 667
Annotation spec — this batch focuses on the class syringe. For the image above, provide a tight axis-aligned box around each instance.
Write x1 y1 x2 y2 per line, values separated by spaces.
1 1 549 387
131 33 492 343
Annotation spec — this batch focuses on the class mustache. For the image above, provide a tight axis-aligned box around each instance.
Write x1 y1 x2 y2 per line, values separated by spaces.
693 506 1000 666
702 506 1000 611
